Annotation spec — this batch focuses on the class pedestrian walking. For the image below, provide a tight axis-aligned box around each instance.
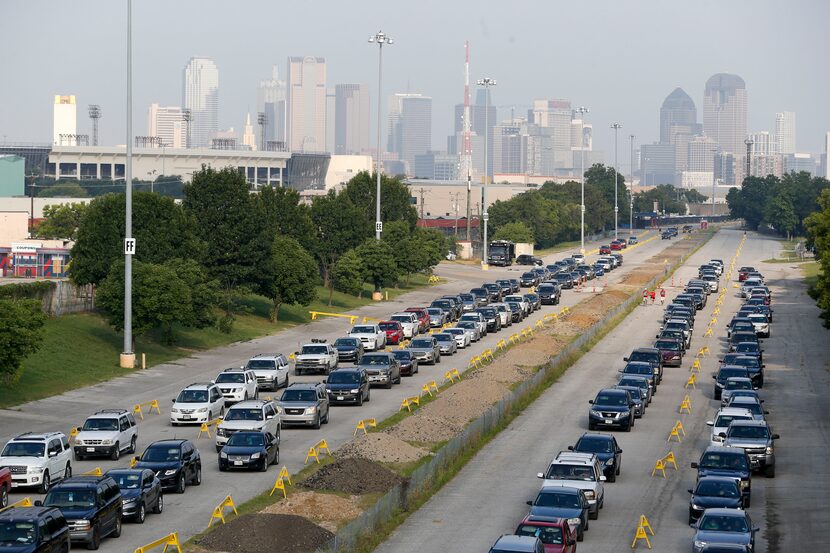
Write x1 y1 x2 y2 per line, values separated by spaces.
650 290 656 304
642 288 649 305
659 288 666 305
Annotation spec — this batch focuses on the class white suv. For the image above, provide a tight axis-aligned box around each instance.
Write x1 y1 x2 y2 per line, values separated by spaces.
537 451 606 520
215 400 281 452
245 353 291 391
0 432 73 493
214 368 259 404
73 409 138 460
170 383 225 425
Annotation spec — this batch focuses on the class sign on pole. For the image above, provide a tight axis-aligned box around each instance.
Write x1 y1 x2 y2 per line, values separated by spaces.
124 238 136 255
376 222 383 233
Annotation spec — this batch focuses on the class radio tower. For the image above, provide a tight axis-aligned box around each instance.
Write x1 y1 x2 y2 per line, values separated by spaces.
463 41 472 243
88 105 101 146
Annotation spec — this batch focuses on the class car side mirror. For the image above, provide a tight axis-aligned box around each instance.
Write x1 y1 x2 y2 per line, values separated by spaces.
718 432 727 438
616 448 623 454
706 421 713 426
599 475 607 482
536 472 544 479
623 357 629 362
712 375 717 379
34 500 43 507
49 450 58 457
687 488 694 494
567 445 574 451
266 415 274 420
172 399 176 403
752 527 760 533
771 434 780 440
588 400 594 405
526 500 533 506
762 364 766 368
764 410 770 415
690 462 699 469
294 351 299 356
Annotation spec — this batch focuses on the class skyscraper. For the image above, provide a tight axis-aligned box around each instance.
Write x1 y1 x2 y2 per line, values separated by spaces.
659 88 698 144
287 56 327 152
334 84 370 155
774 112 796 155
182 57 219 148
702 73 747 156
824 132 830 179
147 104 186 148
242 112 256 150
387 93 432 171
257 66 287 150
53 95 77 145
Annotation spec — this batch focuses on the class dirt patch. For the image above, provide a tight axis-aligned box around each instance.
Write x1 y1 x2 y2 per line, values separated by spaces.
388 412 463 443
420 378 509 427
263 491 363 533
337 433 427 465
196 513 333 553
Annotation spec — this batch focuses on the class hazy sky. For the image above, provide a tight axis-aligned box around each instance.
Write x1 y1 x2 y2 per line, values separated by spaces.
2 0 828 168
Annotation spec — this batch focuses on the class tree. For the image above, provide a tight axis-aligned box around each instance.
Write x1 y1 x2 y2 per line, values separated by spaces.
355 238 399 289
259 236 318 321
0 299 47 385
493 221 534 243
35 202 88 240
37 182 88 198
633 184 687 215
332 249 365 297
806 189 830 327
258 186 316 251
584 164 631 225
684 189 709 203
165 258 219 329
763 183 797 239
343 171 419 229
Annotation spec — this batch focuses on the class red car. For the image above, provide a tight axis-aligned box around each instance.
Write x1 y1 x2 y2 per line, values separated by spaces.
515 515 577 552
405 307 430 333
617 238 627 248
738 266 755 282
0 466 10 508
599 245 611 254
379 321 404 345
610 241 622 251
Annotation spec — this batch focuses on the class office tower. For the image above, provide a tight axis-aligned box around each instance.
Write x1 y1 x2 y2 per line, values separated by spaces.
640 143 676 186
702 73 747 155
334 84 370 155
570 119 592 150
825 132 830 179
257 66 287 150
387 93 432 170
493 122 528 175
182 57 219 148
242 113 256 150
660 88 699 144
775 112 796 155
147 104 186 148
784 153 816 175
413 152 459 180
687 135 717 172
53 95 77 145
287 56 327 152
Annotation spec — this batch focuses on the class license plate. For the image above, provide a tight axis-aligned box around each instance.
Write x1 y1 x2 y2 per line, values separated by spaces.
181 415 191 420
233 461 243 466
336 396 344 401
86 447 95 452
605 419 613 424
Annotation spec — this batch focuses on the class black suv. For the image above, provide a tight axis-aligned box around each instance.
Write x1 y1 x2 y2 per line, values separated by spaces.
133 439 202 494
623 347 664 384
691 446 752 507
569 433 623 482
106 468 163 524
0 506 70 552
40 475 123 549
325 368 371 405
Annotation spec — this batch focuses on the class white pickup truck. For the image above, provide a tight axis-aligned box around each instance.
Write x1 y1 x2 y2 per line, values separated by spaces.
348 324 387 351
294 340 339 375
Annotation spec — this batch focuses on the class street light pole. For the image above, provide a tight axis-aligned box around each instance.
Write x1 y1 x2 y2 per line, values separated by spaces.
121 0 134 369
575 107 589 254
369 31 392 241
477 77 496 270
611 123 622 240
629 133 635 234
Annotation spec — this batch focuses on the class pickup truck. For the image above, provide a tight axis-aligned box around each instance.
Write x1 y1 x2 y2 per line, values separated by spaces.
294 340 338 375
348 324 387 351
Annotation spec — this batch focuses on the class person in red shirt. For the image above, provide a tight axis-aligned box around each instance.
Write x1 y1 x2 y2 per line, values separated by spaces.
642 289 649 305
650 290 656 304
659 287 666 305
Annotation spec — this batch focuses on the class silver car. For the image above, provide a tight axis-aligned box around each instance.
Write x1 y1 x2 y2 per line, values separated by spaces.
407 337 442 365
455 321 482 342
427 307 448 328
444 327 471 348
433 332 458 355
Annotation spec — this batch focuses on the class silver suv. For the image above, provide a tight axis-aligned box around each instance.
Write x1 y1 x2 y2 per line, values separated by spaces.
537 451 606 519
244 353 291 391
73 409 138 460
276 383 330 429
722 419 779 478
294 340 339 375
215 399 280 451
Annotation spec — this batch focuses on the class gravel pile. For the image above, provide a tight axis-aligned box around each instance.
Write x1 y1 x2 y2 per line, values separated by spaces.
263 491 363 533
421 378 508 427
388 412 463 444
336 433 427 465
197 513 333 553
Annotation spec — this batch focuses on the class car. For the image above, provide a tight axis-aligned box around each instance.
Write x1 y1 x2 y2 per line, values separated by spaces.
0 467 9 508
391 349 419 377
506 301 524 322
720 377 756 407
460 312 488 336
171 382 225 425
537 452 606 520
432 298 460 320
702 274 720 292
617 375 653 405
726 396 768 421
524 293 542 311
244 353 291 391
614 385 646 417
628 236 638 245
444 327 472 349
521 272 539 287
483 283 505 303
726 318 754 338
496 279 514 296
691 508 758 553
721 420 779 477
515 513 578 551
654 338 683 367
610 241 622 251
478 307 503 332
504 294 530 316
441 295 465 318
389 312 420 338
294 340 339 375
536 283 561 305
691 447 752 506
0 432 72 493
489 534 545 553
458 293 477 313
661 231 672 239
658 328 688 350
277 383 330 428
404 307 431 333
599 245 611 254
571 253 585 263
712 366 751 400
588 388 635 431
732 342 763 364
427 307 449 328
746 314 770 337
348 324 387 351
619 362 657 394
40 475 123 549
215 399 280 450
434 332 459 356
456 320 482 342
569 433 622 482
688 477 744 523
213 368 259 404
508 278 521 292
591 264 605 277
333 337 364 363
73 409 138 461
0 505 70 552
325 367 371 404
218 431 279 472
623 347 664 384
554 273 574 289
407 337 442 365
106 468 163 523
728 332 759 352
133 439 201 494
357 352 402 388
469 288 490 307
516 254 543 266
491 303 513 327
664 318 692 345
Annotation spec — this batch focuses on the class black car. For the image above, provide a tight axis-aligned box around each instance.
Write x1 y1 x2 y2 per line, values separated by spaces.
516 254 542 266
623 347 664 384
483 283 503 302
536 283 561 305
729 331 759 350
506 302 523 322
218 431 279 472
733 342 763 364
0 506 70 553
325 367 371 404
333 337 364 363
391 350 419 377
520 272 538 287
133 439 202 494
430 299 458 321
495 279 513 296
569 433 622 482
713 366 752 400
508 278 521 293
724 355 765 388
525 486 590 542
691 446 752 506
106 469 163 524
478 307 502 332
588 388 635 431
688 476 744 523
554 273 573 289
40 475 123 549
469 287 490 307
620 362 657 394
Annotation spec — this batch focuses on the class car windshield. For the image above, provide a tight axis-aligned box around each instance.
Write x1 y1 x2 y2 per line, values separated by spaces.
281 390 317 402
625 364 652 375
725 379 753 391
379 323 398 331
696 480 739 498
516 524 565 544
460 294 474 301
458 322 475 329
177 389 208 403
44 489 95 509
699 452 748 470
729 425 769 439
619 387 642 400
390 316 411 324
733 357 759 368
629 352 655 363
576 437 614 453
595 393 627 406
142 446 181 462
655 340 679 350
699 514 749 532
82 418 119 431
427 308 443 316
329 371 361 384
110 472 142 490
460 314 479 321
410 340 434 348
0 442 45 457
545 464 595 481
351 326 375 334
735 343 759 353
446 329 463 336
224 408 263 421
216 373 245 384
0 521 36 545
335 338 359 347
732 401 763 416
715 414 751 427
246 360 276 370
435 334 452 343
719 368 749 380
301 345 328 355
618 378 647 390
227 433 265 447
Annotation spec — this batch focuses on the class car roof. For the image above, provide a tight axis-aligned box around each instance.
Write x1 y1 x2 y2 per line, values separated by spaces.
182 382 214 390
249 353 285 360
493 535 540 549
148 439 187 447
598 387 629 394
228 399 272 409
728 419 768 428
285 382 323 390
10 432 65 441
522 514 567 526
699 508 748 517
577 432 615 442
0 506 62 520
539 485 581 495
632 347 660 353
86 410 129 419
703 445 746 455
716 407 754 416
695 475 741 485
57 475 112 486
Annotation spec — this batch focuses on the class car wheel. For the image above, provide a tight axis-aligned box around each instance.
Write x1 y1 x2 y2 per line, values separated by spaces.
764 464 775 478
75 451 85 461
192 465 202 485
259 457 269 472
111 443 120 461
313 415 321 430
176 474 186 494
86 527 100 550
365 389 371 403
114 515 123 536
588 422 595 431
153 493 163 514
129 436 137 454
624 421 632 432
577 525 584 541
356 393 364 406
38 471 50 494
284 375 290 388
0 485 7 509
135 502 146 524
589 508 598 520
323 409 330 424
296 368 302 376
64 463 72 479
607 470 616 483
396 373 402 384
385 379 393 390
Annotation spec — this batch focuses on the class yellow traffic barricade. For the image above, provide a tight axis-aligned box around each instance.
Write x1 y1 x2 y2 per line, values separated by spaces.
631 515 655 549
354 418 377 435
399 396 421 412
0 497 32 513
81 467 103 476
309 311 359 324
679 395 693 414
444 368 461 383
197 417 223 439
133 532 182 553
270 476 287 498
691 359 701 373
685 374 697 389
207 495 238 528
69 427 80 442
132 400 161 420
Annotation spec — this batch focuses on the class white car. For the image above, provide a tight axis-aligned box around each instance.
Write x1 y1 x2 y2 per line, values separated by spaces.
748 314 770 337
245 353 291 391
572 253 585 263
348 324 386 351
214 368 259 404
444 327 472 348
0 432 73 493
459 312 487 336
702 274 719 293
504 294 530 316
741 278 763 298
456 320 482 342
490 302 512 327
73 409 138 461
706 407 754 447
215 400 281 452
171 383 225 425
389 312 419 338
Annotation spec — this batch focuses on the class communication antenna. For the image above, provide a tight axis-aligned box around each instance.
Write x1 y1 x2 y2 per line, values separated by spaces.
88 105 101 146
182 109 192 148
257 112 267 152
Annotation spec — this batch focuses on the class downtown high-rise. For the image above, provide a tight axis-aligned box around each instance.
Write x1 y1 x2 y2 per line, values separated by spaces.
334 84 370 155
182 57 219 148
147 104 186 149
287 56 327 152
257 66 287 150
702 73 747 156
387 93 432 171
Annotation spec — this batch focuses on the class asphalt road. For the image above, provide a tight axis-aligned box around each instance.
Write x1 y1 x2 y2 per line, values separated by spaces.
375 229 830 553
1 230 672 551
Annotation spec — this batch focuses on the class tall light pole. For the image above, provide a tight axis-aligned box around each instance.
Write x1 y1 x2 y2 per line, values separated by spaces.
629 134 635 234
369 31 392 241
121 0 134 369
477 77 496 269
611 123 622 240
575 106 589 254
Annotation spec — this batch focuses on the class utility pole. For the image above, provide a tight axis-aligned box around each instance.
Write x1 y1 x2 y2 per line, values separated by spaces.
88 105 101 146
121 0 135 369
744 138 753 180
629 134 635 234
477 77 496 270
463 41 472 244
575 107 589 254
611 123 622 240
418 187 426 221
257 112 266 151
369 31 393 241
